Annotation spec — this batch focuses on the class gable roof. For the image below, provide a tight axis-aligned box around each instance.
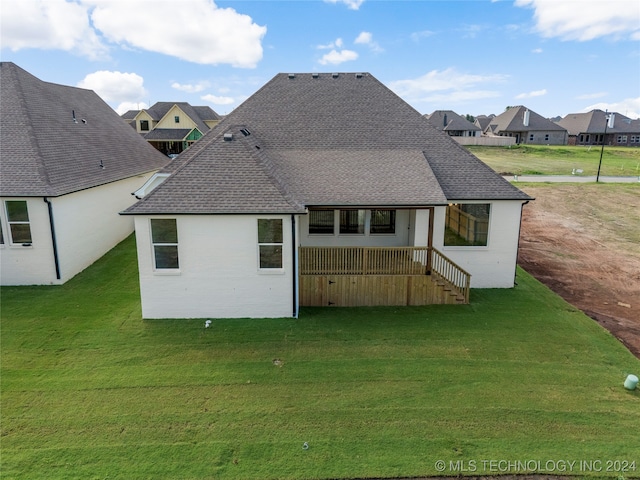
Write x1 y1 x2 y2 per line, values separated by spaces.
0 62 169 197
556 110 640 135
425 110 480 132
141 102 219 132
487 106 566 133
124 73 530 215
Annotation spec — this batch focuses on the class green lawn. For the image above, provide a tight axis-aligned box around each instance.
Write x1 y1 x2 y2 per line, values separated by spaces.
466 144 640 176
2 235 639 480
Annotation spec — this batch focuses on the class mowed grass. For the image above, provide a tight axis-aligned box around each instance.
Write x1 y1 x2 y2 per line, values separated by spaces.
2 235 640 480
467 144 640 176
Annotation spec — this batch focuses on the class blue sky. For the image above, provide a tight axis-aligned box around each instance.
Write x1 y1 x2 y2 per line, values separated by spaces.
2 0 639 119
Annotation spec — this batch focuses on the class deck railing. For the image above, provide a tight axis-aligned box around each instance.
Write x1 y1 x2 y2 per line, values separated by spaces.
299 246 429 275
299 246 470 302
430 247 471 303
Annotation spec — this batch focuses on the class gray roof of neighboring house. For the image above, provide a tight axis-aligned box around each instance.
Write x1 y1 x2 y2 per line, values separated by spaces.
142 102 219 133
123 72 531 215
144 128 196 141
425 110 480 132
121 109 139 120
486 106 567 133
0 62 169 197
474 115 494 131
556 110 640 135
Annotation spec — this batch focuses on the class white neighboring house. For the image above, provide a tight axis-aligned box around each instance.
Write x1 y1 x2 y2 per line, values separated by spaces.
123 72 533 319
0 62 169 285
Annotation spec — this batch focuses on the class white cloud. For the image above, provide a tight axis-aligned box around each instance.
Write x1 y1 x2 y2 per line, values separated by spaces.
0 0 108 60
201 94 235 105
324 0 365 10
532 48 543 54
87 0 266 67
171 81 210 93
584 97 640 119
516 89 547 99
77 71 147 108
515 0 640 41
318 49 358 65
1 0 266 67
317 38 344 50
354 31 383 52
114 101 149 116
388 68 509 104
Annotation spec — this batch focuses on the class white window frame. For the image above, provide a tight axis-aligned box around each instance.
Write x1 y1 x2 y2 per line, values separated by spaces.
5 200 32 246
257 218 284 273
444 203 491 248
150 218 180 272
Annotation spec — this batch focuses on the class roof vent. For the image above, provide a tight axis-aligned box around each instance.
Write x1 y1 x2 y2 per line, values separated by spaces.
240 128 251 136
332 73 339 78
72 109 77 124
355 73 363 78
312 73 319 79
223 133 233 141
288 73 295 79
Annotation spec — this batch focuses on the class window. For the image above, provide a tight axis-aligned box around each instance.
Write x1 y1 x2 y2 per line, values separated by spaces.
444 204 490 247
617 135 627 143
258 219 283 269
544 134 549 141
529 134 534 141
309 210 334 234
140 120 149 131
340 210 365 234
370 210 396 234
0 220 4 245
5 201 32 245
151 219 179 269
174 116 180 123
631 136 640 143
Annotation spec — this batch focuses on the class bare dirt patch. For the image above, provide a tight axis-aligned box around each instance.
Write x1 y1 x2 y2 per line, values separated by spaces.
517 183 640 357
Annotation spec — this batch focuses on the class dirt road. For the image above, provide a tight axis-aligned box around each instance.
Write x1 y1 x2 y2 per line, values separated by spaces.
516 184 640 357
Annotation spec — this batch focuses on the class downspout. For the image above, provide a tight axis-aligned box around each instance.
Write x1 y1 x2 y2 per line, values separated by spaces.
427 207 434 275
43 197 61 280
514 200 530 286
291 214 299 318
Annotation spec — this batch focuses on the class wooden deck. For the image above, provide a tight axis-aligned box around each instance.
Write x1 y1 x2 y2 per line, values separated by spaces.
299 246 470 307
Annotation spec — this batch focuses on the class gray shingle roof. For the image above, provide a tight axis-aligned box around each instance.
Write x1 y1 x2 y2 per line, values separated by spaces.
144 128 195 141
123 72 530 215
426 110 480 133
556 110 640 135
487 106 566 133
1 62 169 197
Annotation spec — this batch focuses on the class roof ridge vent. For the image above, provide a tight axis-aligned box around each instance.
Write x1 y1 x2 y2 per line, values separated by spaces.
312 73 319 79
355 73 363 78
288 73 295 79
332 73 339 78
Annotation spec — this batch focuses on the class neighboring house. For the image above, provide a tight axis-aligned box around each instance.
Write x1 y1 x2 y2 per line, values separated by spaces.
0 62 169 286
474 114 495 131
484 106 568 145
556 110 640 147
425 110 481 137
122 102 221 156
122 72 532 319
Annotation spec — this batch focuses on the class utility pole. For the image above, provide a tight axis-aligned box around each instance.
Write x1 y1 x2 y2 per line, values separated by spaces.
596 110 610 183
